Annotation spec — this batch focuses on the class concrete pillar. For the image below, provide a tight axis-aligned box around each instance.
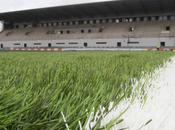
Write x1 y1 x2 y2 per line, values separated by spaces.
0 21 4 32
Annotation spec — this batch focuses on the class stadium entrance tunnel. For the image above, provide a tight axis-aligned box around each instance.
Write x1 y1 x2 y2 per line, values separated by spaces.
160 42 166 47
0 44 3 49
24 43 27 48
84 43 88 47
117 42 122 47
48 43 52 47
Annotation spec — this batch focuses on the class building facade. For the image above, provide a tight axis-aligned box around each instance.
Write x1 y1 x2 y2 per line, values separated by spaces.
0 0 175 49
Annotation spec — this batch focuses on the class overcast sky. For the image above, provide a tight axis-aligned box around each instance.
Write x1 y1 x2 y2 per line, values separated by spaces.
0 0 112 13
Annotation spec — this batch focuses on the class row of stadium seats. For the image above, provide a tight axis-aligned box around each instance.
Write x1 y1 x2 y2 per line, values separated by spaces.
12 15 174 30
0 21 175 41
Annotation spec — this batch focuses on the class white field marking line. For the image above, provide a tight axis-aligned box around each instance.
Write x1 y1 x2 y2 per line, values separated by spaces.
108 57 175 130
79 121 83 130
100 68 157 129
61 111 70 130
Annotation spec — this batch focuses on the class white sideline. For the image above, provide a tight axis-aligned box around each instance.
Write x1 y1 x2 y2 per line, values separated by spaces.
105 56 175 130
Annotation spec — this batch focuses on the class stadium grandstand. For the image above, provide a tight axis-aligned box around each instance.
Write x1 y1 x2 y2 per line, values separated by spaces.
0 0 175 50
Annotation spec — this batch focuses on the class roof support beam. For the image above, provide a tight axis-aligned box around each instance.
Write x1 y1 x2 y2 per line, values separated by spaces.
105 3 120 16
158 0 164 13
0 0 174 23
88 6 107 17
121 1 134 15
139 0 149 14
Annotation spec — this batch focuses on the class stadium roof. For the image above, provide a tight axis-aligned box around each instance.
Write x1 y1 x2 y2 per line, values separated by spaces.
0 0 175 23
